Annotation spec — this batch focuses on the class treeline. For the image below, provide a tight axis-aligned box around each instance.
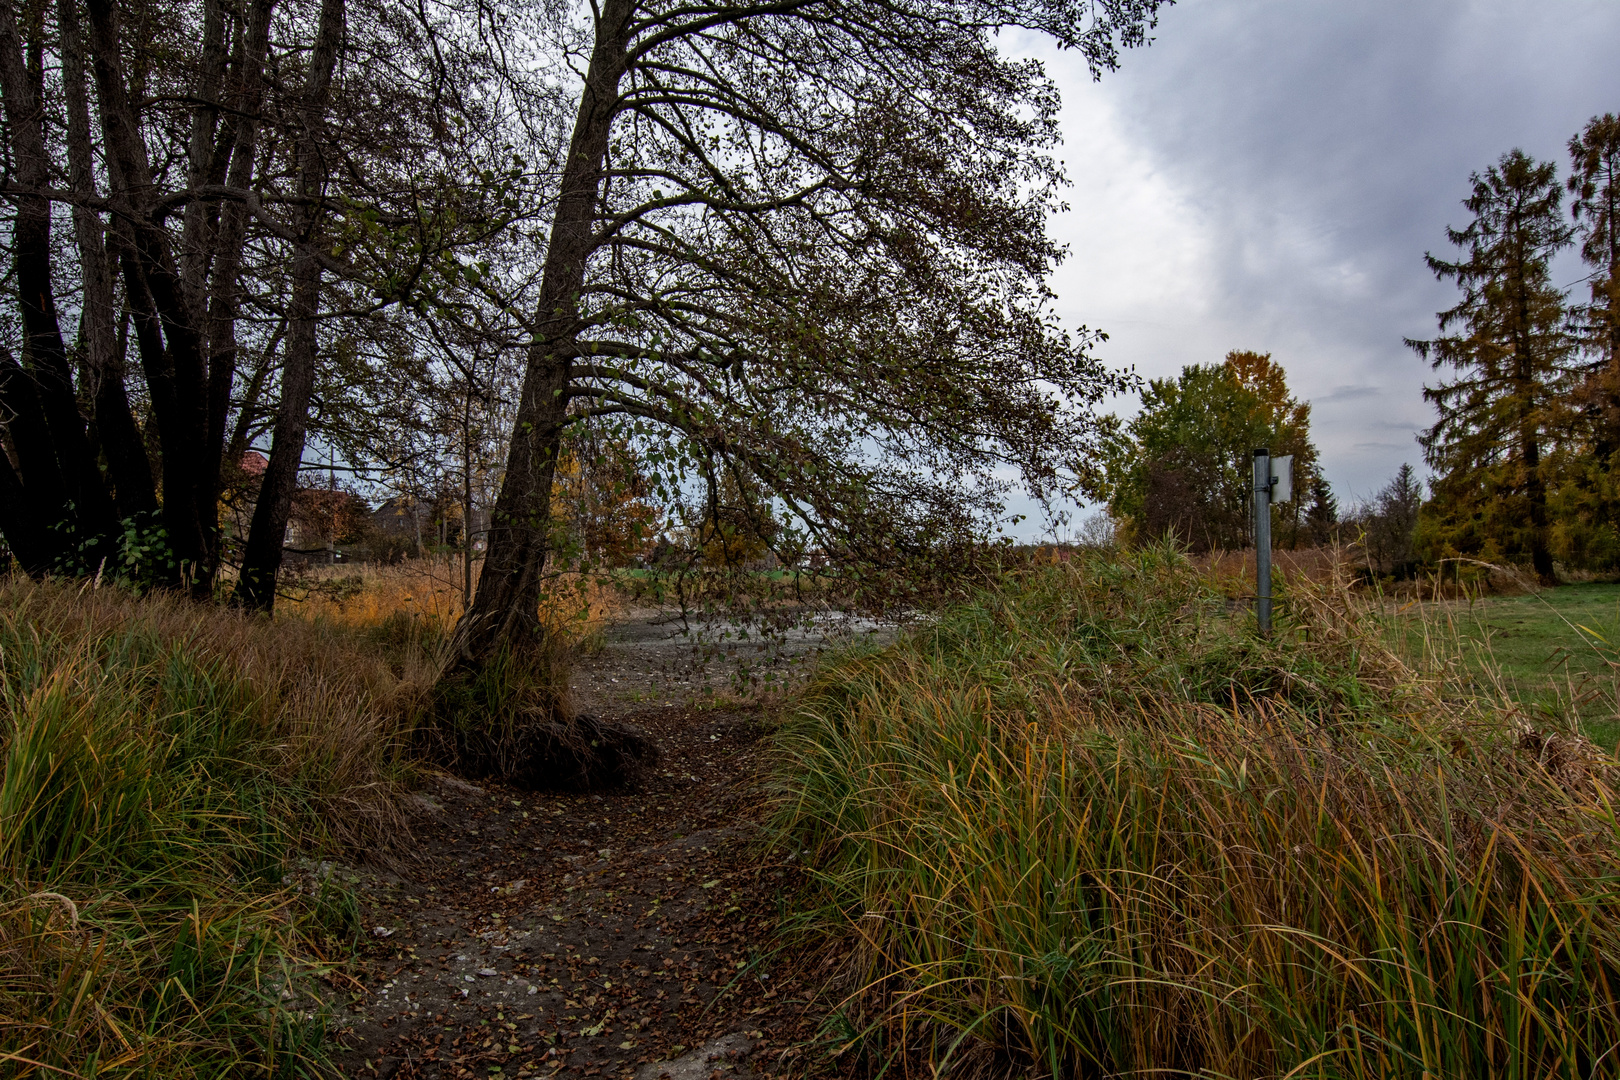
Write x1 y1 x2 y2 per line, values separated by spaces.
1102 112 1620 585
1408 114 1620 584
0 0 1174 657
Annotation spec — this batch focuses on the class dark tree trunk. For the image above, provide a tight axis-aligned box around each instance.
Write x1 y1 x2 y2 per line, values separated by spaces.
448 0 634 667
87 0 220 592
58 0 155 519
0 0 118 563
204 0 275 523
234 0 343 612
0 440 49 573
0 348 69 553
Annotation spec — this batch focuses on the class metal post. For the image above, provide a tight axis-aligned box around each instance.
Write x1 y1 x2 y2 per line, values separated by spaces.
1253 447 1272 635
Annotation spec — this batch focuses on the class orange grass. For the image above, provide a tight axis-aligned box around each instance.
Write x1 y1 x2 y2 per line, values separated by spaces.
276 556 618 644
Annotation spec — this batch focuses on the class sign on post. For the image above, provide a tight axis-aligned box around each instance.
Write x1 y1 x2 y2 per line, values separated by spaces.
1252 450 1292 634
1271 455 1293 503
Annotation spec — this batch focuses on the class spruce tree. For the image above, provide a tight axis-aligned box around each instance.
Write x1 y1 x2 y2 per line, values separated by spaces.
1569 113 1620 435
1409 149 1575 584
1555 115 1620 570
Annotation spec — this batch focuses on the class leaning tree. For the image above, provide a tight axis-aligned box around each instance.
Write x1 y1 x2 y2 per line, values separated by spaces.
444 0 1172 669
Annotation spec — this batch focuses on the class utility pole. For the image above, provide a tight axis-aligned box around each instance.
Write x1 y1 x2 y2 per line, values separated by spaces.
1253 447 1292 635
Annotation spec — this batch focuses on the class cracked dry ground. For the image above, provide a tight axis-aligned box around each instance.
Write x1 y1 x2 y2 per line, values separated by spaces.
330 625 833 1080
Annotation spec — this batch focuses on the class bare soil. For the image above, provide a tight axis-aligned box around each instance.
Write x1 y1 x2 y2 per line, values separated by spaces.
328 611 881 1080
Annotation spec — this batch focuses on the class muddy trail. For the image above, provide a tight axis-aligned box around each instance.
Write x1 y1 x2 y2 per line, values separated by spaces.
328 612 880 1080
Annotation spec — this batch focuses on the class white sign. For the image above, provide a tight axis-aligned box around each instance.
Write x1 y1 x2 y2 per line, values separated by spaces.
1271 455 1294 503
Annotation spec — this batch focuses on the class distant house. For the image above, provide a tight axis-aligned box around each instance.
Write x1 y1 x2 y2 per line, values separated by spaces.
371 497 425 545
225 452 370 562
371 496 490 553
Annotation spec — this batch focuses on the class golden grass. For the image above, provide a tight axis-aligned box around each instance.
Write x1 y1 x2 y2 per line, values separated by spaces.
0 578 435 1076
777 547 1620 1079
276 556 618 645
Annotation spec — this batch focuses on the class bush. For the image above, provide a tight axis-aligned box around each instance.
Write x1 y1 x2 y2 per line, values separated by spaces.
775 545 1620 1078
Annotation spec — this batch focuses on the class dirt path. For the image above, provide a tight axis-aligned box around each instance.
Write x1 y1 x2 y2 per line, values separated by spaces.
327 612 872 1080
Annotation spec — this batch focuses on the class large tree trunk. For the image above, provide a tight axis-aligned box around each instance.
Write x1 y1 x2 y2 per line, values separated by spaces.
448 0 634 667
234 0 344 612
58 0 155 519
0 0 118 564
86 0 217 591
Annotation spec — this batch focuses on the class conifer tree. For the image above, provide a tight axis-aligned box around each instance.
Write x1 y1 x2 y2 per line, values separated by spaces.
1556 115 1620 569
1569 113 1620 443
1409 149 1575 584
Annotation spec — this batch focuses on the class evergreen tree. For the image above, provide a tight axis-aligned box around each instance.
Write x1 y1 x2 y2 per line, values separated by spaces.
1409 149 1576 584
1304 473 1340 546
1357 463 1422 577
1550 114 1620 569
1569 113 1620 447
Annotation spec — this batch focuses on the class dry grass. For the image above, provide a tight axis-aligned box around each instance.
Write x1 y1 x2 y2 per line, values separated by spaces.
776 545 1620 1079
0 578 435 1076
277 556 619 645
1193 543 1359 595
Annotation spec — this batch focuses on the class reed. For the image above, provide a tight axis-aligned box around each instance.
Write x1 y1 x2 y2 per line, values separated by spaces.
775 544 1620 1078
0 579 432 1076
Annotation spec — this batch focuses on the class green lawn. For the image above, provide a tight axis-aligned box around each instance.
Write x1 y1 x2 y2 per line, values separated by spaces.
1391 582 1620 751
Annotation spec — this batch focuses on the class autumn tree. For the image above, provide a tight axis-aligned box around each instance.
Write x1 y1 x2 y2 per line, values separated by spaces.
1537 113 1620 570
550 428 662 570
443 0 1173 668
0 0 516 600
1410 149 1576 584
1569 113 1620 454
1101 351 1331 553
1224 350 1332 548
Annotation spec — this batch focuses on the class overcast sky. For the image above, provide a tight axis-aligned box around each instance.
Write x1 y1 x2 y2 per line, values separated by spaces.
1010 0 1620 530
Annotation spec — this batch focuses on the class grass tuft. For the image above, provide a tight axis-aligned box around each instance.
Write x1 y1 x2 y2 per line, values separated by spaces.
0 578 432 1076
775 545 1620 1079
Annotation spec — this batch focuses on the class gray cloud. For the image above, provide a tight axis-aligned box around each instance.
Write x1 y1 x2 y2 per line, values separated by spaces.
1026 0 1620 520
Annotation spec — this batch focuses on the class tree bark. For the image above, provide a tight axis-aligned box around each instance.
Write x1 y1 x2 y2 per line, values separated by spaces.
58 0 155 518
87 0 216 590
0 0 118 558
448 0 635 667
235 0 344 612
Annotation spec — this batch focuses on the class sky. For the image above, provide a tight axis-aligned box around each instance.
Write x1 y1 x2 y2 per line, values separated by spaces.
1011 0 1620 531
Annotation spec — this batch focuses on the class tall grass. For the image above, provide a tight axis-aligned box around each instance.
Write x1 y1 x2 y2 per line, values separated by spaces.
278 556 618 643
0 579 433 1076
775 545 1620 1078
